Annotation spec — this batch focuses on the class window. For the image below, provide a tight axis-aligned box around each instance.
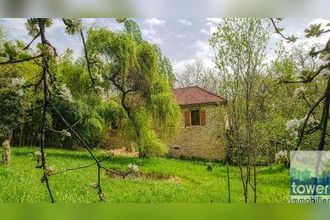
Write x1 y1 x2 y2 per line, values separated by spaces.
184 109 206 127
191 110 200 126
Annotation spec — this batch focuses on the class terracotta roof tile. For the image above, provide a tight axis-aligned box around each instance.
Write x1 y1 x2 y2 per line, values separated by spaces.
173 86 226 105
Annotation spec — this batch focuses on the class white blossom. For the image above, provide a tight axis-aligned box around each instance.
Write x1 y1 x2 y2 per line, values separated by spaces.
60 84 73 102
34 151 45 161
293 86 306 98
90 182 98 188
34 151 42 158
128 163 139 173
285 116 320 139
95 86 106 99
95 74 104 83
320 70 330 77
299 115 319 127
61 129 71 137
285 118 300 138
275 150 288 162
17 89 24 96
11 77 26 87
11 77 26 96
45 165 54 174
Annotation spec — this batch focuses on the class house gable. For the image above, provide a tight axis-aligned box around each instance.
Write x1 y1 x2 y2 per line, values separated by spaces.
172 86 226 106
169 86 227 161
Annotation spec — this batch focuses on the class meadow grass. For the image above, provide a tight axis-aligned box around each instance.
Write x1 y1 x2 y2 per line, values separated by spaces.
0 147 289 203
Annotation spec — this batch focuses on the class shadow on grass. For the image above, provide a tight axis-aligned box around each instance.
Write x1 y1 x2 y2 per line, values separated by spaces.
11 147 153 167
11 147 100 161
258 164 288 175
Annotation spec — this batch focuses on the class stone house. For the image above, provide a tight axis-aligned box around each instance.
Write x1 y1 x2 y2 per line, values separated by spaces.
169 86 228 161
105 86 228 161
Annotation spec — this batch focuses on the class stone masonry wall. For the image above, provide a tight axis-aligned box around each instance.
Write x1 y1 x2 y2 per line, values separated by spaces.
168 103 227 161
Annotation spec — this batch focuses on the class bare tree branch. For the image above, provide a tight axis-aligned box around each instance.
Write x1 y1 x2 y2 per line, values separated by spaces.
80 29 96 90
37 18 55 203
270 18 292 42
23 32 41 50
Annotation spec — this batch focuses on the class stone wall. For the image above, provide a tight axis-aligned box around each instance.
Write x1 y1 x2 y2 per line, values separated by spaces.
168 103 227 161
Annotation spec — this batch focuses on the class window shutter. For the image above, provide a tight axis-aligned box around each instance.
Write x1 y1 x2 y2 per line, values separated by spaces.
200 109 206 125
184 111 191 127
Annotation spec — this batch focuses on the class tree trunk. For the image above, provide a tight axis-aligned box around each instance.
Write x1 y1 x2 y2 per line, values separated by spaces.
253 162 257 203
2 131 12 165
318 76 330 150
226 159 231 203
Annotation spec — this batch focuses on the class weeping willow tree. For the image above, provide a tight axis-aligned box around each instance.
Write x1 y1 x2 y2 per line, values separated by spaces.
87 20 180 157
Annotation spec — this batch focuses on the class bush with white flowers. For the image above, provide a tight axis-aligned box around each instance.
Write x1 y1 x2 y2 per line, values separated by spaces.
34 150 45 166
11 77 25 96
285 116 319 139
275 150 289 166
285 118 300 139
60 84 73 102
128 163 139 173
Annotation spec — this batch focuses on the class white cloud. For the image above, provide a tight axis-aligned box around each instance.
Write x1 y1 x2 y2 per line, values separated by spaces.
206 18 222 23
194 40 214 62
200 29 209 34
200 26 217 35
175 34 186 38
141 18 166 44
178 19 192 26
82 18 97 26
308 18 330 27
141 27 162 44
0 18 27 39
173 39 215 73
173 57 215 74
51 18 65 29
144 18 166 26
202 18 222 36
173 59 195 73
210 26 218 35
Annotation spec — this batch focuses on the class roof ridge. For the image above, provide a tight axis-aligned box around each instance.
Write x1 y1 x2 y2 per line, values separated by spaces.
172 86 227 105
194 86 226 101
173 86 226 101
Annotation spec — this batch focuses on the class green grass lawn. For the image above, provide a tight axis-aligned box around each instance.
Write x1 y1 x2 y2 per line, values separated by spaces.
0 147 289 203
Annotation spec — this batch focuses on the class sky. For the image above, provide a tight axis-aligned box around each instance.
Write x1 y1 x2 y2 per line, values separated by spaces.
0 18 329 74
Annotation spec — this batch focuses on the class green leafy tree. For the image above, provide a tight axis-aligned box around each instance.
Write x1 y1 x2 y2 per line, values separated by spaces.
87 25 180 157
210 18 271 203
0 18 145 203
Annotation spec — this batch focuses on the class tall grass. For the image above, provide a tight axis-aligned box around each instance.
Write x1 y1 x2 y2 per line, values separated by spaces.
0 147 289 203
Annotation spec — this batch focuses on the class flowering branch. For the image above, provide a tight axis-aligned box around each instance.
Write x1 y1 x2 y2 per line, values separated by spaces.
272 18 330 151
295 94 326 150
284 64 330 84
0 54 43 65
